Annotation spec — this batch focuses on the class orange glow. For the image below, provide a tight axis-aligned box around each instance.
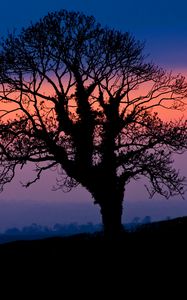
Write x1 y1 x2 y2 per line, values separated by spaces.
0 69 186 126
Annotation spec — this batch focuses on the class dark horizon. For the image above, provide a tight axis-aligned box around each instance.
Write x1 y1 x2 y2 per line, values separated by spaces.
0 195 187 231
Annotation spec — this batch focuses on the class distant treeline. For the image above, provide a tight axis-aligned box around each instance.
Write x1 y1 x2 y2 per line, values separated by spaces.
0 222 101 243
0 216 154 244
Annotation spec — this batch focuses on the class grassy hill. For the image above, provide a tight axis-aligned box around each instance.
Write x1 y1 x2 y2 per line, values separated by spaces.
1 216 187 256
1 217 186 290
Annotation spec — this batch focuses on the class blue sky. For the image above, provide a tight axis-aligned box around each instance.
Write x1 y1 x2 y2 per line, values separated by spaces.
0 0 187 229
1 0 187 67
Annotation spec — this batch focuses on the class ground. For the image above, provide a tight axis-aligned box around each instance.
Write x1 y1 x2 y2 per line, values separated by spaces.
0 218 186 295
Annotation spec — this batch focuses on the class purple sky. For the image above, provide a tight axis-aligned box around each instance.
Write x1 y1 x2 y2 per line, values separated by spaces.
0 0 187 230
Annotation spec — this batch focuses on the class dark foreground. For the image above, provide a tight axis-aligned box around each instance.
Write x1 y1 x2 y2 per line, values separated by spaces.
1 217 187 294
1 216 187 259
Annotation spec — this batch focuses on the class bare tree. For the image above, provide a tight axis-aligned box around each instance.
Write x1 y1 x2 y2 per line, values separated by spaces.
0 10 186 238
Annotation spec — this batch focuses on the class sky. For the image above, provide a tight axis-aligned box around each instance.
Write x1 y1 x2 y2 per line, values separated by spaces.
0 0 187 230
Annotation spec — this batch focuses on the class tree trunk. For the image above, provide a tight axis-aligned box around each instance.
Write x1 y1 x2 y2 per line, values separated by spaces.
95 187 124 240
100 200 123 240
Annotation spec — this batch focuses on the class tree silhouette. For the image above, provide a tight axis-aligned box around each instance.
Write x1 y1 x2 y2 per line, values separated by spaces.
0 10 186 238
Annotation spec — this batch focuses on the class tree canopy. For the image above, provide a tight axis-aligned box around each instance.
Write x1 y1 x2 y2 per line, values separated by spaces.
0 10 186 236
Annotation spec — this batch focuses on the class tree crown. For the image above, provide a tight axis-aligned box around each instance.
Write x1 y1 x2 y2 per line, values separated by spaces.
0 10 186 198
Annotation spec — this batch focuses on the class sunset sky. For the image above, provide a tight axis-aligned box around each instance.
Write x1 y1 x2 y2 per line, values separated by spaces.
0 0 187 231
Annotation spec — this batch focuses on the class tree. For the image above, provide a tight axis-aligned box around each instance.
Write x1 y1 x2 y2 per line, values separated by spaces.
0 10 186 238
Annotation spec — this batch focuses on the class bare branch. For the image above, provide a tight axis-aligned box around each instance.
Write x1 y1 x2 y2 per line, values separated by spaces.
0 9 186 207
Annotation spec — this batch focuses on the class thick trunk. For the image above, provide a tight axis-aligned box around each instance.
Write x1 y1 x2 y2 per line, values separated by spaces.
84 168 125 239
100 199 123 240
93 185 124 240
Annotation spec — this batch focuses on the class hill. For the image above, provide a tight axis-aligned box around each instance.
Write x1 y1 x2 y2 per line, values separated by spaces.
1 216 187 256
1 217 186 291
